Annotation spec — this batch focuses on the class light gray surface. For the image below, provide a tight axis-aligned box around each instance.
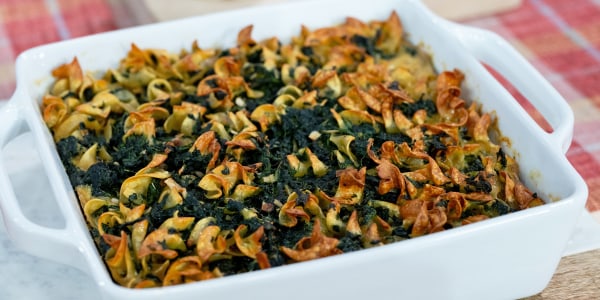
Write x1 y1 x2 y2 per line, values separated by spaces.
0 226 99 300
0 132 100 300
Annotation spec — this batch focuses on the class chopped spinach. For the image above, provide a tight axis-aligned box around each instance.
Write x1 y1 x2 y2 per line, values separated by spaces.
337 233 362 252
242 63 284 109
462 154 484 174
350 34 377 57
397 98 437 117
83 162 124 197
112 134 156 173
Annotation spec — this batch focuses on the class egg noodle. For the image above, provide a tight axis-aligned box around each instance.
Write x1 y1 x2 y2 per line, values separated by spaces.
41 12 543 288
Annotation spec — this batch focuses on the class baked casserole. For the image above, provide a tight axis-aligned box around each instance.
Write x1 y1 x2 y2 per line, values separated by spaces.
41 12 543 288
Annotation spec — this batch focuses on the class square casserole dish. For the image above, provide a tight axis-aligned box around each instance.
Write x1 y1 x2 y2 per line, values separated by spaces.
0 0 588 299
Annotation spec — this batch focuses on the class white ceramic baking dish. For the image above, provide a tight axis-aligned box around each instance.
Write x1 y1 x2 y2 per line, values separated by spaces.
0 0 588 299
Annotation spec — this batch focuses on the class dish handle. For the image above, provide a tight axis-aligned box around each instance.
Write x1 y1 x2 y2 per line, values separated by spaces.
0 99 86 270
445 21 574 154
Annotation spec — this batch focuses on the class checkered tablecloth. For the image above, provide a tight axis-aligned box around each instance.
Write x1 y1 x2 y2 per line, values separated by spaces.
1 0 599 218
461 0 600 220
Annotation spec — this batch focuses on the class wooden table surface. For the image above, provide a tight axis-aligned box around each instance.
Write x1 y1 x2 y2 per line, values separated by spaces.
527 249 600 299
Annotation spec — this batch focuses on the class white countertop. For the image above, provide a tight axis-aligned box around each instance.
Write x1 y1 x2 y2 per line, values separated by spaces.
0 222 100 300
0 133 100 300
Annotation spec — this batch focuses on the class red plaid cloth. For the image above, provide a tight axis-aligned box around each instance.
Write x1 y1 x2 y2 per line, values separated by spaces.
462 0 600 218
1 0 599 216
